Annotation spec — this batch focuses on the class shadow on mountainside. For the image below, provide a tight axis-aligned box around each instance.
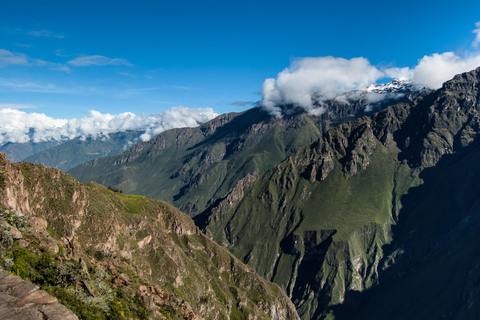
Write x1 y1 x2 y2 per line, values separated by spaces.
328 135 480 320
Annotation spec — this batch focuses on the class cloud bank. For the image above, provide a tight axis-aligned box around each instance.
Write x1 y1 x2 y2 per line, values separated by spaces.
0 106 217 146
261 57 384 116
261 22 480 117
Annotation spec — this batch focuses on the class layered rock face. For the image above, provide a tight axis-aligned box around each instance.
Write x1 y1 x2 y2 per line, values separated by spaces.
0 153 299 319
68 89 416 217
0 270 78 320
197 67 480 319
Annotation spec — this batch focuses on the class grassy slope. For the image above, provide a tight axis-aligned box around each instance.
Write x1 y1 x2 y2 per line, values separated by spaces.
69 108 324 215
0 153 299 320
218 135 416 319
339 137 480 320
201 68 480 319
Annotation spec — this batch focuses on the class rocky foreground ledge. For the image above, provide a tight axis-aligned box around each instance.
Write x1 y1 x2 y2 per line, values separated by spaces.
0 269 77 320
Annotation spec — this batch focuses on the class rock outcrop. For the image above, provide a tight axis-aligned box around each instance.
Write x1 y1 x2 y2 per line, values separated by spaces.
0 270 78 320
0 153 299 319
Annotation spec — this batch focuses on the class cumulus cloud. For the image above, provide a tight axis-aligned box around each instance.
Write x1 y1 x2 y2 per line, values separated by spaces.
0 106 218 146
68 55 132 67
261 23 480 117
261 56 384 116
383 51 480 89
407 52 480 88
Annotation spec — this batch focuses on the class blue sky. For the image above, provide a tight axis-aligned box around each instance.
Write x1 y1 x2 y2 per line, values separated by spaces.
1 0 480 121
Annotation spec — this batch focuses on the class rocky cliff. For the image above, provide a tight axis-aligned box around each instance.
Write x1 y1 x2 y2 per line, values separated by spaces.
197 67 480 319
68 88 417 217
0 153 299 319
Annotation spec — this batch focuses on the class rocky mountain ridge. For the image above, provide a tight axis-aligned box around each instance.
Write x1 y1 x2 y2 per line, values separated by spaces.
0 152 299 319
196 67 480 319
68 79 423 216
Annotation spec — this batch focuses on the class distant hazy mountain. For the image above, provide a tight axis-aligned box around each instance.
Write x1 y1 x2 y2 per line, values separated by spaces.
68 80 420 216
196 67 480 319
0 140 62 162
24 131 143 172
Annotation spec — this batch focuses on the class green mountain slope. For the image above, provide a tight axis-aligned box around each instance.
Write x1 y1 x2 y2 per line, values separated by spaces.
0 152 299 319
68 96 411 216
197 67 480 319
24 131 142 172
0 140 61 162
68 108 325 215
340 130 480 320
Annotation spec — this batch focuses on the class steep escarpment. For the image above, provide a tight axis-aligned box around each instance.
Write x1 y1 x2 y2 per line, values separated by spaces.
69 91 416 217
68 108 324 216
197 67 480 319
197 111 411 319
0 153 299 320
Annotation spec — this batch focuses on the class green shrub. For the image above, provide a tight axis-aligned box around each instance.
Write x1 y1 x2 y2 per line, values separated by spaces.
12 247 37 279
34 252 57 286
46 287 107 320
0 225 13 248
0 209 29 233
0 257 13 270
57 261 83 287
107 289 149 320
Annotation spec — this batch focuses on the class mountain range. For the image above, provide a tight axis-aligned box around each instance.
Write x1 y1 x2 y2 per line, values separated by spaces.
0 152 298 319
196 67 480 319
1 68 480 319
70 68 480 319
67 81 421 216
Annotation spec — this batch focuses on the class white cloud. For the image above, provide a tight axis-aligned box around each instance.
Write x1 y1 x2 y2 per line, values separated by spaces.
0 49 30 67
408 52 480 88
0 106 218 146
138 106 217 141
382 51 480 89
28 30 64 39
34 59 71 73
383 67 414 81
260 22 480 116
0 79 80 94
261 56 384 116
0 103 38 109
473 21 480 48
0 49 70 72
68 55 132 67
118 72 136 78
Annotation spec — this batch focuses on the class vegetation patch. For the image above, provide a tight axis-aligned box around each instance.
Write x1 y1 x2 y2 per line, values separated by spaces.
117 193 151 215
